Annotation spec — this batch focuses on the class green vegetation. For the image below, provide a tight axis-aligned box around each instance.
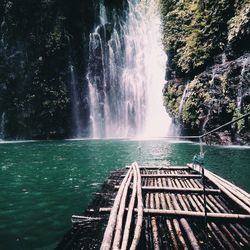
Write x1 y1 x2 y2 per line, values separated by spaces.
160 0 235 75
161 0 250 143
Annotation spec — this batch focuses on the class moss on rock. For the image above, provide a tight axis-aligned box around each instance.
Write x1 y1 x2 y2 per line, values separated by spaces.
161 0 250 144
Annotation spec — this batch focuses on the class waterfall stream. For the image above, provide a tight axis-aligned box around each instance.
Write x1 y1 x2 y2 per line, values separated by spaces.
238 57 249 111
69 63 82 137
0 112 6 139
178 83 189 116
86 0 171 138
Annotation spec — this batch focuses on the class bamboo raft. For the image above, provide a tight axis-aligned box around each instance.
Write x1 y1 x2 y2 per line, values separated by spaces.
100 162 250 249
57 162 250 249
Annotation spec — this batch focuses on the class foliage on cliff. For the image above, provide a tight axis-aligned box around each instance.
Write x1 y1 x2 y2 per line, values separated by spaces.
160 0 249 75
161 0 250 144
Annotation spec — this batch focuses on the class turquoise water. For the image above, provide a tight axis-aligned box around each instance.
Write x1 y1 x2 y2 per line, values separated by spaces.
0 139 249 249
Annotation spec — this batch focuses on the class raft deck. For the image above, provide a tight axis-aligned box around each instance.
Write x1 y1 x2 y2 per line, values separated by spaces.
100 163 250 249
57 163 250 249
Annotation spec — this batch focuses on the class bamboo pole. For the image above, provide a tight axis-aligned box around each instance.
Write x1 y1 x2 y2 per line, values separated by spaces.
180 179 188 188
173 218 189 249
213 195 231 213
221 224 241 249
159 173 179 249
208 170 250 201
229 224 249 246
235 223 250 239
112 169 133 249
137 209 250 220
205 196 221 213
177 193 188 210
193 179 203 188
100 167 132 250
165 193 173 210
207 195 249 245
197 195 213 212
175 178 182 189
182 194 192 210
166 219 179 249
204 171 250 213
144 193 151 250
140 174 202 178
208 195 229 213
188 179 199 188
127 166 190 170
120 165 137 250
192 195 205 211
207 223 226 249
130 162 143 250
171 190 200 250
186 179 193 188
181 179 189 188
190 163 249 233
187 194 200 212
180 219 200 250
141 186 220 194
154 185 161 249
187 193 227 249
210 222 234 249
165 192 189 249
188 164 250 212
208 171 250 205
151 217 160 250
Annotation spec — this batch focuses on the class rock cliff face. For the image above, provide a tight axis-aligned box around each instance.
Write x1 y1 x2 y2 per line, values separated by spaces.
0 0 126 139
0 0 96 139
160 0 250 144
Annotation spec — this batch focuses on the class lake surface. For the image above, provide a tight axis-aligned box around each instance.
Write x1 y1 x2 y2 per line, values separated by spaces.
0 139 249 249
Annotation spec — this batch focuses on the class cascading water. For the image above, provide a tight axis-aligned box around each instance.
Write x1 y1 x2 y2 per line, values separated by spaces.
178 83 189 116
202 69 217 131
69 63 82 137
87 0 171 138
0 112 6 140
238 57 249 111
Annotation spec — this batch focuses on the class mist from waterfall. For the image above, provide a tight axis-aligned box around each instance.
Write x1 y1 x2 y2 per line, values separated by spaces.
87 0 171 138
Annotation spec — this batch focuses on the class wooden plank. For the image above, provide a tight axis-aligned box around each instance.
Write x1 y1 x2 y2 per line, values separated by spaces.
141 186 220 194
126 165 189 170
83 209 250 221
114 185 220 194
140 174 202 179
188 164 250 213
112 167 134 249
130 162 144 250
100 167 133 250
120 164 137 250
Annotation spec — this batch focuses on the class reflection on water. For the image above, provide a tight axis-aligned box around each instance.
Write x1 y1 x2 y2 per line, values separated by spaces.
0 139 249 249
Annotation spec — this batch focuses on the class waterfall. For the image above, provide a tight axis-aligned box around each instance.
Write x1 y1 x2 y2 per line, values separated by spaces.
238 57 249 111
221 53 227 64
87 0 171 138
0 112 6 140
69 63 82 137
202 69 217 131
178 83 189 115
